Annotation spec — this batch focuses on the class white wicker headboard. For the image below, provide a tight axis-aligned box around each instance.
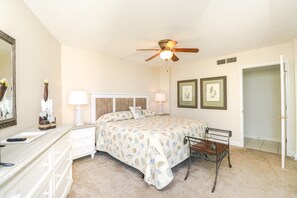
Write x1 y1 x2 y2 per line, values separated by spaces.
90 93 150 123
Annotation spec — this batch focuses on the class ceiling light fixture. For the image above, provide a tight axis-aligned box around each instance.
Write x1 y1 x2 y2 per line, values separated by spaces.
159 50 173 60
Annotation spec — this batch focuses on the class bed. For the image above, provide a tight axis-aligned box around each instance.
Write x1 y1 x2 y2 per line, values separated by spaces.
91 93 207 189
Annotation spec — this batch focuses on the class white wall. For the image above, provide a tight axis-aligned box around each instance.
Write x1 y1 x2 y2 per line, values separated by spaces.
61 46 160 124
243 65 281 142
0 0 61 139
169 42 296 156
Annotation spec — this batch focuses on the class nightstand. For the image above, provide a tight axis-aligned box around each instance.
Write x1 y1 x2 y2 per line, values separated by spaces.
71 123 96 160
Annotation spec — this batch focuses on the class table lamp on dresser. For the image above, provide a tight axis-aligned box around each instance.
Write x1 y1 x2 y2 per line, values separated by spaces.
68 90 88 126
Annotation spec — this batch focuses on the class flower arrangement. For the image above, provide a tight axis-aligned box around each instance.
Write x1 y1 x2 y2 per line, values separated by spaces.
0 78 8 87
39 78 56 130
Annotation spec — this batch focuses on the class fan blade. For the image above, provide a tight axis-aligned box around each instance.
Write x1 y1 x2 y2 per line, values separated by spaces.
166 40 177 50
173 48 199 53
145 52 160 61
171 53 179 62
136 49 160 51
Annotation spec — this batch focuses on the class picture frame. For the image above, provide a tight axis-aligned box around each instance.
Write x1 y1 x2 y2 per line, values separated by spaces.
200 76 227 110
177 79 197 108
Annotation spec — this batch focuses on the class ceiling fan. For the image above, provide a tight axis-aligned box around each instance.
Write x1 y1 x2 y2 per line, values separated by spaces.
136 39 199 62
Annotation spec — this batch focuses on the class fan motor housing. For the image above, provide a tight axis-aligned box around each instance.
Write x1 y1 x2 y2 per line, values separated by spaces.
158 39 173 50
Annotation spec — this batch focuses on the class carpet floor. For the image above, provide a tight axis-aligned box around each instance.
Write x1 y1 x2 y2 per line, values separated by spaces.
68 147 297 198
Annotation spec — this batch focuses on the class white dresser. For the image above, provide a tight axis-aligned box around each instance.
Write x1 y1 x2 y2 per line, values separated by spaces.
0 125 72 198
71 123 96 160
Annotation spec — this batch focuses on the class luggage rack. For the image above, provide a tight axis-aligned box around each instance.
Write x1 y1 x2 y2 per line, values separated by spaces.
184 127 232 193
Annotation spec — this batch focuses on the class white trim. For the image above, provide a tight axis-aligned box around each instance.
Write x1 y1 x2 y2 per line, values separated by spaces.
286 151 296 158
239 61 281 151
280 55 286 169
244 135 280 143
230 140 242 147
240 61 280 69
294 153 297 160
90 92 150 123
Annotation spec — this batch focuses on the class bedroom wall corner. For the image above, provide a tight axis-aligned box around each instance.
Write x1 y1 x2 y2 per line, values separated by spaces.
61 46 160 125
0 0 61 139
170 42 296 153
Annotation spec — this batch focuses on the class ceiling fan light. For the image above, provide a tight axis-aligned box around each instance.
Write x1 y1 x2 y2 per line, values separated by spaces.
160 50 173 60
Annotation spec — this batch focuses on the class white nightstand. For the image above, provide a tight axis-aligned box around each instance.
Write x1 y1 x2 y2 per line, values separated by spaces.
71 123 96 160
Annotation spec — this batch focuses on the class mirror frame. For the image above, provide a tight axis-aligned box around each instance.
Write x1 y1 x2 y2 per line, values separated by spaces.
0 30 16 129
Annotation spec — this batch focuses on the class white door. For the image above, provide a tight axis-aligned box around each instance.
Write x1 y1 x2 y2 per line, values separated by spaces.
280 55 287 169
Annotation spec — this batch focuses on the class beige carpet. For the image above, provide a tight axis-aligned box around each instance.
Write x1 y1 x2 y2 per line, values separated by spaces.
68 147 297 198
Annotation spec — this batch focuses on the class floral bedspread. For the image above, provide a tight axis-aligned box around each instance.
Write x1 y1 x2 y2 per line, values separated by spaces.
96 114 207 189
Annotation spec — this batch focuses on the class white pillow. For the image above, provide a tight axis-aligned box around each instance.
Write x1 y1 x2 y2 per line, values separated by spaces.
129 106 145 119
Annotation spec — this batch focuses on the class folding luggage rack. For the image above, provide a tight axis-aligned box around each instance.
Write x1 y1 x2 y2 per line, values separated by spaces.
184 127 232 193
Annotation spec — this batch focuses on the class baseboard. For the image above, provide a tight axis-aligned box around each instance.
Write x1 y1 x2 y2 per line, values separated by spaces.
231 142 296 158
244 135 280 142
230 140 243 147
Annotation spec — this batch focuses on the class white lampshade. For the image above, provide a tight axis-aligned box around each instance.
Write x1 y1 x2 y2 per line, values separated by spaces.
159 50 173 60
155 93 166 102
68 90 88 105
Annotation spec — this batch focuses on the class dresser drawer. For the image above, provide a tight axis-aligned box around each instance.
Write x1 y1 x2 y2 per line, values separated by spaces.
72 136 94 159
53 133 71 166
34 177 53 198
73 145 95 159
55 166 72 198
71 127 95 140
54 148 72 190
2 148 53 198
72 136 94 149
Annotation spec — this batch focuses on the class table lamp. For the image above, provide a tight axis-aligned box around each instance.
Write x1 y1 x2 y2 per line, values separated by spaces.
68 90 88 126
155 93 166 113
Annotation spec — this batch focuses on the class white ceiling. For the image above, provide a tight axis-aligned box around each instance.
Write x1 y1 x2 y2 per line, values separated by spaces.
22 0 297 66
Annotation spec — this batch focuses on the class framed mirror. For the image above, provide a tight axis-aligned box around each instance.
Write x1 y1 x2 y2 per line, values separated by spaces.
0 30 16 129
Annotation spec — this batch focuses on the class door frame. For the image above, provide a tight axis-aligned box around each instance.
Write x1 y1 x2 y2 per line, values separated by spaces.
239 60 286 148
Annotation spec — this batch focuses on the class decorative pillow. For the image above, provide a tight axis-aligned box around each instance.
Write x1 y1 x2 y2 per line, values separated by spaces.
142 109 157 117
129 106 145 119
96 111 133 124
114 111 134 121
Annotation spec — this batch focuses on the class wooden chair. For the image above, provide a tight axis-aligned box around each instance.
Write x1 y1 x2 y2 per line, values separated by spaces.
184 127 232 193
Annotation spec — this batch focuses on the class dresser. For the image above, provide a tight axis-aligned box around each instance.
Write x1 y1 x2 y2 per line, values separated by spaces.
71 123 96 160
0 125 72 198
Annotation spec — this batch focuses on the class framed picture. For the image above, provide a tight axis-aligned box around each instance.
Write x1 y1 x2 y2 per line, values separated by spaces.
177 79 197 108
200 76 227 110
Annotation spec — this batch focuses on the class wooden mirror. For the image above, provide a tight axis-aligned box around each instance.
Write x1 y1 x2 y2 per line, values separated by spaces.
0 30 16 129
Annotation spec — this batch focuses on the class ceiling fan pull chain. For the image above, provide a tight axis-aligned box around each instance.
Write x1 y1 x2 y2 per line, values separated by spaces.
165 60 169 73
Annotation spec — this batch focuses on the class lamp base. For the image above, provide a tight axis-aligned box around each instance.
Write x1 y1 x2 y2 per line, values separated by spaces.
74 105 84 126
158 102 163 113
